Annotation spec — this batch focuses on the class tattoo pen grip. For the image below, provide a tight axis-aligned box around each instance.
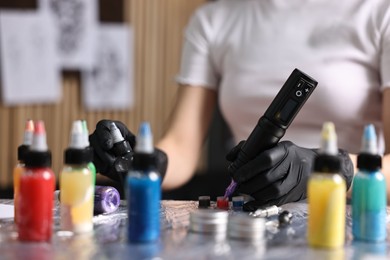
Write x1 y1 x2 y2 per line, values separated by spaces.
228 117 285 173
225 69 318 198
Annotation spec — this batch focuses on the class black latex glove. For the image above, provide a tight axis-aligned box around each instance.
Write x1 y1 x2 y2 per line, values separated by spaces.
89 119 168 184
226 140 354 210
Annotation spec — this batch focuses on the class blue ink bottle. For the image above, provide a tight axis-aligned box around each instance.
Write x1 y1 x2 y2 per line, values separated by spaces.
126 121 161 243
352 124 387 242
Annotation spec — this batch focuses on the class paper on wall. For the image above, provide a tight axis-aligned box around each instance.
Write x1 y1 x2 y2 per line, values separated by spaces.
82 24 134 111
39 0 98 69
0 11 61 105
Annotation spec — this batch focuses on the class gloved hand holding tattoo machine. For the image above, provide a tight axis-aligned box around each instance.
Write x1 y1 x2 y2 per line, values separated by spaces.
224 69 354 210
89 120 168 184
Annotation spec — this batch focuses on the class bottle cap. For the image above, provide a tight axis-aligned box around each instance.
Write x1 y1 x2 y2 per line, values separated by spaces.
24 121 51 167
64 120 93 164
314 122 341 173
357 124 382 171
18 119 34 161
132 121 156 171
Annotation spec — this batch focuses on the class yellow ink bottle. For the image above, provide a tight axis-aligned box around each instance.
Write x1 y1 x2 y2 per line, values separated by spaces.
60 120 94 233
308 122 346 248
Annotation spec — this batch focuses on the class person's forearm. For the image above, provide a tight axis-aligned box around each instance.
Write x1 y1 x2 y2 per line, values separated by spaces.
156 138 200 190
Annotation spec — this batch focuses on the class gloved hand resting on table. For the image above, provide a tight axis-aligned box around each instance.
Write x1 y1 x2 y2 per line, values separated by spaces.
89 119 168 184
226 140 354 211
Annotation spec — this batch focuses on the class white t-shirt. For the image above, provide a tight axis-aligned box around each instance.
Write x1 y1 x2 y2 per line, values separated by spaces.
176 0 390 154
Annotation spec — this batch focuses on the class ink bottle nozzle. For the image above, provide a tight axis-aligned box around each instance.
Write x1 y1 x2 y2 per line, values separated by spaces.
69 120 85 149
64 120 93 165
357 124 381 170
132 122 156 171
31 120 48 152
111 122 124 143
110 122 132 174
319 122 338 156
135 122 154 154
314 122 341 173
110 122 132 156
360 124 377 155
23 119 34 146
18 119 34 161
24 120 51 168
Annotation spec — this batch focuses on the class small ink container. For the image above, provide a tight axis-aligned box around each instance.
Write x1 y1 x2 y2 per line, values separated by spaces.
198 196 211 209
228 214 265 242
217 196 229 210
232 196 244 211
189 209 228 235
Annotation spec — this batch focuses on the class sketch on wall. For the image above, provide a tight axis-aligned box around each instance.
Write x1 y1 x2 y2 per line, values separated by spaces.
39 0 98 69
82 24 134 111
0 11 61 105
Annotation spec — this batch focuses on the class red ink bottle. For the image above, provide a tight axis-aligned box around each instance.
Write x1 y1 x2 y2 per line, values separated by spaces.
14 119 34 225
17 120 56 242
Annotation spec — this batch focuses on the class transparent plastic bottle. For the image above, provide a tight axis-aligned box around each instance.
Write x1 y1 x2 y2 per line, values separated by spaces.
127 122 161 243
13 119 34 225
60 120 94 233
18 120 55 242
81 120 97 185
308 122 346 248
352 124 387 242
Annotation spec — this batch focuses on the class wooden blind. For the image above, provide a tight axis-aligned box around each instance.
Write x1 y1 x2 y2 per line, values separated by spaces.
0 0 206 188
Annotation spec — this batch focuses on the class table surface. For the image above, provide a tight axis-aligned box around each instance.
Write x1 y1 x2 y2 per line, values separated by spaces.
0 199 390 260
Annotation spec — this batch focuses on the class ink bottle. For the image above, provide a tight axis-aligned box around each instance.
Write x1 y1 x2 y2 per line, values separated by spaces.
60 120 94 233
126 122 161 243
110 122 133 183
13 119 34 225
352 124 387 242
81 120 97 185
307 122 346 249
18 120 55 242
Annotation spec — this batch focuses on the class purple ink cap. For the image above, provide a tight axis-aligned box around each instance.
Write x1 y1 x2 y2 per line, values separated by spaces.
94 186 121 215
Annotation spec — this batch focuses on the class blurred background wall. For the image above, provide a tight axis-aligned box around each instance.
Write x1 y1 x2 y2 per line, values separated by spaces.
0 0 213 198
